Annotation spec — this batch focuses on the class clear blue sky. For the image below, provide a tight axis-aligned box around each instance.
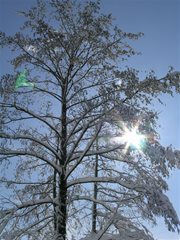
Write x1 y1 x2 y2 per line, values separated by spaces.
0 0 180 239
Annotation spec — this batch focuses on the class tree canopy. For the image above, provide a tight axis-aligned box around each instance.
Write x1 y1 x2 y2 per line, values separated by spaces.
0 0 180 239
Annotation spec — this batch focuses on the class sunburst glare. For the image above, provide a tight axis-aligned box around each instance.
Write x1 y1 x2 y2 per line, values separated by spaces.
112 122 146 154
122 127 146 150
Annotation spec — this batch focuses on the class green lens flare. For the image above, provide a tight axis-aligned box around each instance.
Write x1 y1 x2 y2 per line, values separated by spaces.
15 70 35 89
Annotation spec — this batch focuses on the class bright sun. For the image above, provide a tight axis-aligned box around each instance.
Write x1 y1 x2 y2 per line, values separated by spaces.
112 124 146 152
122 127 146 150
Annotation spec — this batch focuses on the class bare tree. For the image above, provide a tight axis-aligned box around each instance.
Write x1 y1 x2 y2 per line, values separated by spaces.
0 1 180 239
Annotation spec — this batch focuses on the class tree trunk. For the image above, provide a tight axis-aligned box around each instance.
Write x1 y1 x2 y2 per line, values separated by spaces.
56 86 67 240
92 137 99 233
57 174 67 239
53 168 57 230
54 137 60 230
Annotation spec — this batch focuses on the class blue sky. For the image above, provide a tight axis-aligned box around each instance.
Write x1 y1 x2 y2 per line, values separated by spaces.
0 0 180 239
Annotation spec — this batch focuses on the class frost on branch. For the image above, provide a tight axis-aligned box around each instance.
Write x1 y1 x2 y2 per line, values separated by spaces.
146 189 180 233
81 213 154 240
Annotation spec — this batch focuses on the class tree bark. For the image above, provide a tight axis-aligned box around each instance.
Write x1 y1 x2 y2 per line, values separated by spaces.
57 174 67 239
92 137 99 233
56 84 67 240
